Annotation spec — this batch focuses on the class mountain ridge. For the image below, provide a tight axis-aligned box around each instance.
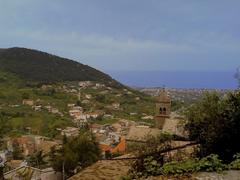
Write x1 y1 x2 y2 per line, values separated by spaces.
0 47 122 87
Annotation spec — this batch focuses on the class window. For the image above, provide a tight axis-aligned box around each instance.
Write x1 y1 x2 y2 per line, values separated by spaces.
163 107 166 115
159 107 162 114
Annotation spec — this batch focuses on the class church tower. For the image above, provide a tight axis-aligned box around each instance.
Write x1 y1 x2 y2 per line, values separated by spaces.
155 88 171 129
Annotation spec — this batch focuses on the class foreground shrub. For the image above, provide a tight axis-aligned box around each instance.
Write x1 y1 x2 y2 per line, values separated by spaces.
129 154 229 178
230 153 240 170
198 154 227 172
159 158 199 176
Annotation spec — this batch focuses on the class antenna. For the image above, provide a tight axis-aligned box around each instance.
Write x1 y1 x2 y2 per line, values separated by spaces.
235 66 240 88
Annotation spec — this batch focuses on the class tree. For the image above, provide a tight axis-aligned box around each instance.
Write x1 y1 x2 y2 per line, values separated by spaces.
50 132 101 177
185 91 240 162
95 94 106 103
28 150 46 168
76 100 82 107
12 145 23 160
0 113 10 138
62 134 68 145
21 92 30 99
129 133 173 177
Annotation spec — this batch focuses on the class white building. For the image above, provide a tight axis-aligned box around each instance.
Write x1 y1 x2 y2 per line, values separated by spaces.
61 127 79 137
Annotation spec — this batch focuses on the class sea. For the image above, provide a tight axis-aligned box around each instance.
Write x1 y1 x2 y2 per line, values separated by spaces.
106 71 238 89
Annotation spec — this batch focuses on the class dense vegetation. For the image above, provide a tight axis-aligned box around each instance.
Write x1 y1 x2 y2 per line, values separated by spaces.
126 153 240 179
185 91 240 162
50 132 101 178
127 89 240 178
0 47 121 87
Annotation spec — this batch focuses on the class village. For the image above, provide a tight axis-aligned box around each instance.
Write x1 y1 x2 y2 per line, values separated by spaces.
1 2 239 179
0 80 186 179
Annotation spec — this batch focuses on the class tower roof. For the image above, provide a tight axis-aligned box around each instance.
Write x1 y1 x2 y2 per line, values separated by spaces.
156 89 171 103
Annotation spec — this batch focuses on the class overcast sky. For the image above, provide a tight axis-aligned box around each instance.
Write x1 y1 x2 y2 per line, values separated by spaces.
0 0 239 71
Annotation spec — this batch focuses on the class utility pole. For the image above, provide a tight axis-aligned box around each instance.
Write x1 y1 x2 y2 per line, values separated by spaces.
62 161 65 180
235 66 240 88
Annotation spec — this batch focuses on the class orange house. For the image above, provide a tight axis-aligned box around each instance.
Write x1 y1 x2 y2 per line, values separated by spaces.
99 137 126 155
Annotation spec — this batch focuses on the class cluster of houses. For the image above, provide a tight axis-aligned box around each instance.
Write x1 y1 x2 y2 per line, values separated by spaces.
0 119 132 164
59 81 107 94
60 127 80 137
0 135 60 172
68 104 104 128
22 99 63 116
89 120 131 157
0 81 164 179
6 135 59 156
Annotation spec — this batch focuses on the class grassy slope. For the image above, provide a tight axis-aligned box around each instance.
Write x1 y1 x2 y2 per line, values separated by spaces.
0 70 156 138
0 71 74 138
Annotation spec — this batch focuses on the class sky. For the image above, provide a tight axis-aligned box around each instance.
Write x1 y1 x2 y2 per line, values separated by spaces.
0 0 240 72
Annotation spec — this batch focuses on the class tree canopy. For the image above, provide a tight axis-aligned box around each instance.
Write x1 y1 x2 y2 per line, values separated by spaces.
185 91 240 162
50 132 101 177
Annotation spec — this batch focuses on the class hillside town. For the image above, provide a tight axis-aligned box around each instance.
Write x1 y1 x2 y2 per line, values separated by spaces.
1 1 240 179
1 71 239 180
0 80 188 179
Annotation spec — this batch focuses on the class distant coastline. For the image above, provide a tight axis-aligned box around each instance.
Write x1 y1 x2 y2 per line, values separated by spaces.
106 70 238 89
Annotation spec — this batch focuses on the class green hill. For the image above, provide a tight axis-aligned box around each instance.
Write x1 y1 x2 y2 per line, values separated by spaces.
0 48 156 138
0 47 120 86
0 70 155 138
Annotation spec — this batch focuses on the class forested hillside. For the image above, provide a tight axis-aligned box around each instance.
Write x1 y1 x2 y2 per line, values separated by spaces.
0 47 120 86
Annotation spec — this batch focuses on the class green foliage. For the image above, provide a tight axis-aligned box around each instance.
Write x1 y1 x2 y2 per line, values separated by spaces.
0 70 76 137
27 151 47 168
159 154 226 176
94 117 118 125
21 92 30 99
95 94 107 103
12 145 24 160
229 153 240 169
129 133 173 178
130 154 230 178
0 47 121 87
0 107 73 138
119 176 132 180
198 154 227 172
143 156 161 176
0 113 11 138
50 132 101 177
128 129 240 178
76 100 82 106
171 100 185 111
159 158 198 176
185 91 240 162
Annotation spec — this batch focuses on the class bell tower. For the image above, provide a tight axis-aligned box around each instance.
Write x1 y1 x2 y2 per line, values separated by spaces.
155 88 171 129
